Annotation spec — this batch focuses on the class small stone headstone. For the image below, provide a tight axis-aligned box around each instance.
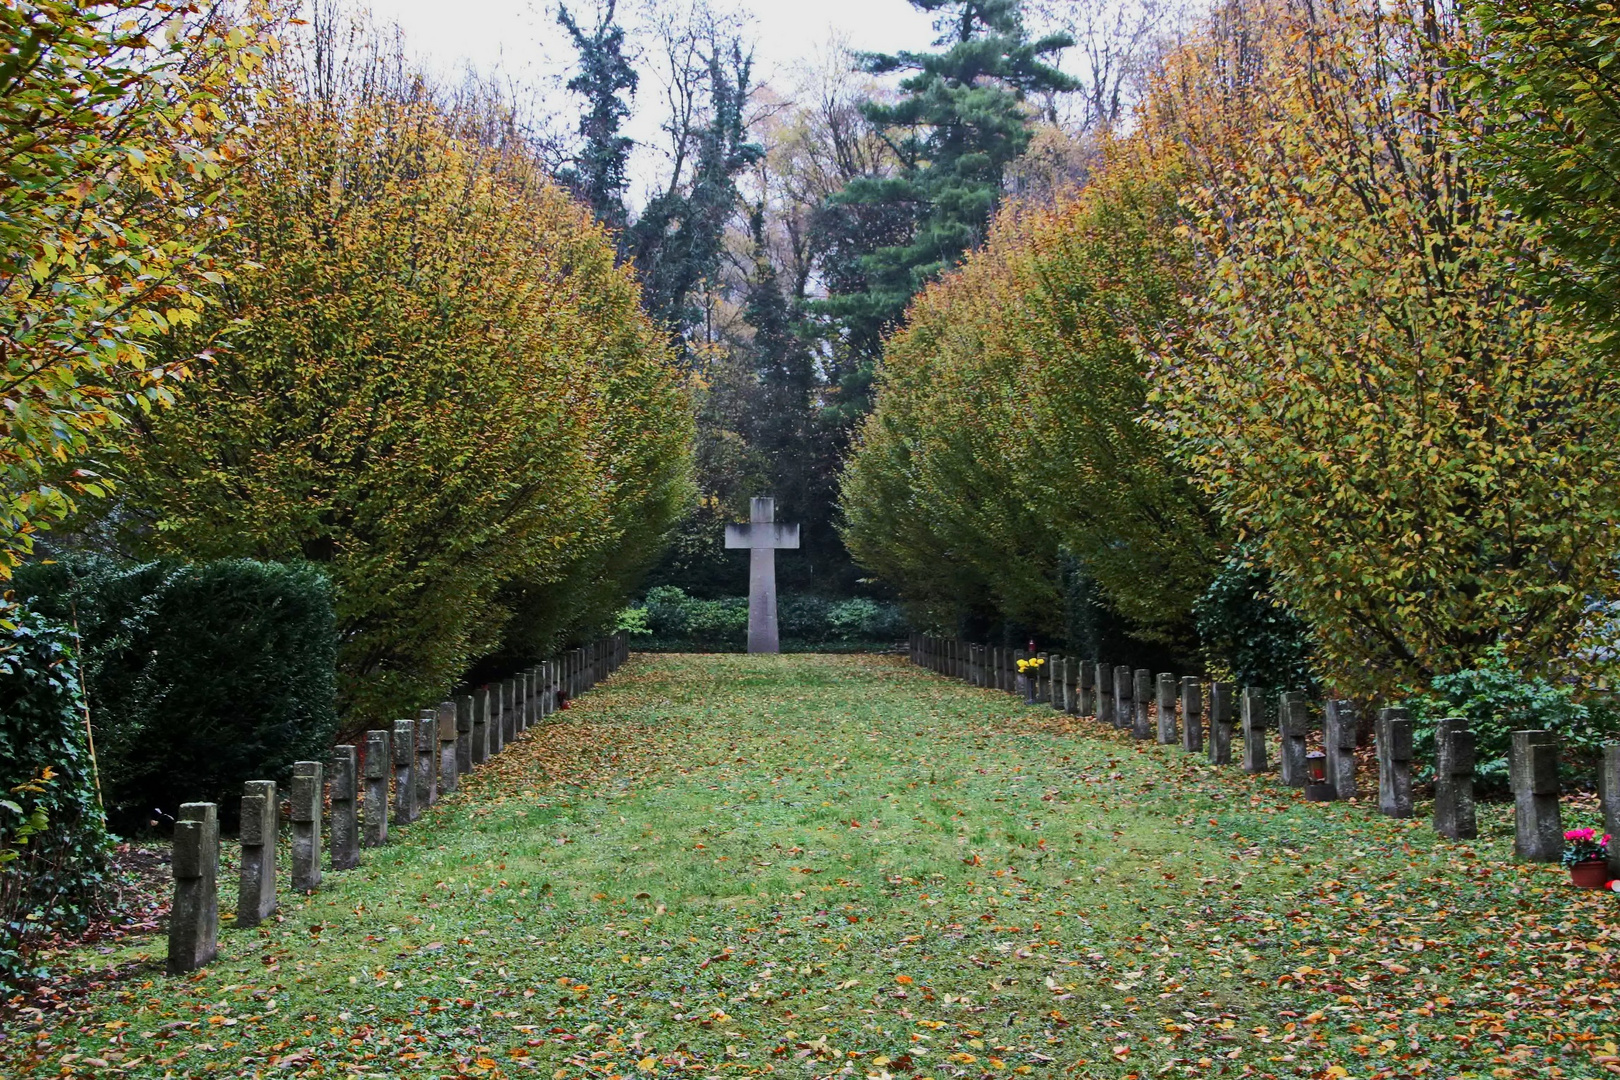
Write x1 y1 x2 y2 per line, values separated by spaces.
1325 699 1358 800
1434 717 1477 839
1094 663 1113 725
329 745 359 870
415 712 436 808
437 701 459 794
1510 730 1562 861
1277 692 1309 788
1077 660 1093 716
363 730 390 848
237 781 277 927
1115 665 1134 733
1240 687 1267 773
290 760 323 893
1601 741 1620 879
455 695 474 772
1155 673 1176 745
1375 707 1413 818
1207 681 1232 765
167 802 219 974
471 689 490 765
1180 677 1202 753
489 683 506 755
1133 669 1153 740
392 719 418 825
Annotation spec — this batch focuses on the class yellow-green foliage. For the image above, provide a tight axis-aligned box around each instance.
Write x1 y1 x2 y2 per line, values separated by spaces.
114 54 694 725
0 2 270 577
1143 0 1620 695
840 146 1219 642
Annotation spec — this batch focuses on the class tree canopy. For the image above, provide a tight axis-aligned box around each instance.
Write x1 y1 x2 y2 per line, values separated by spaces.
0 1 270 578
109 33 693 724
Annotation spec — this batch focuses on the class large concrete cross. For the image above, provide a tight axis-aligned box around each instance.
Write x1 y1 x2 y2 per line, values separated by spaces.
724 497 800 653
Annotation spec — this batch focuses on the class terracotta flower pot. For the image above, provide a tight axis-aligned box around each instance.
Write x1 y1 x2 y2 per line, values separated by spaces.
1569 859 1609 889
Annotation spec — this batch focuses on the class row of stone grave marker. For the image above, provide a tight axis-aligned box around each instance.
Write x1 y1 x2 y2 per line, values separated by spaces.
908 634 1620 879
167 634 629 975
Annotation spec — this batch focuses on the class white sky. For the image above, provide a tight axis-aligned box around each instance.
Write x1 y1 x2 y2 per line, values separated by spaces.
357 0 945 200
363 0 940 87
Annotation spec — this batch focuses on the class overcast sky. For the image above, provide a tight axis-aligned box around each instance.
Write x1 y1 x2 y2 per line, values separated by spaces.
364 0 941 86
359 0 943 199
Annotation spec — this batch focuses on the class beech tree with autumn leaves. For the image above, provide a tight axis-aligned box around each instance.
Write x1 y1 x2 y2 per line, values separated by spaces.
108 27 694 724
843 0 1620 698
0 2 272 579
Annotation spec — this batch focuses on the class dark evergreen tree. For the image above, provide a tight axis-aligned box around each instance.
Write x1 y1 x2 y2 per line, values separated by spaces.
815 0 1076 417
557 0 638 236
739 209 853 592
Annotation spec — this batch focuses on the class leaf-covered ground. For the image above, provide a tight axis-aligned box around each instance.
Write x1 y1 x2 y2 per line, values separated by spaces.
3 653 1616 1079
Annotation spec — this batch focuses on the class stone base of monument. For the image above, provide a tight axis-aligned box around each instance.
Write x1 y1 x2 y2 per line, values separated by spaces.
1304 781 1336 802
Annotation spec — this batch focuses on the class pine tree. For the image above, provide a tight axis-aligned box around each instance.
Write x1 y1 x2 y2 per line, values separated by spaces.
557 1 638 236
816 0 1076 414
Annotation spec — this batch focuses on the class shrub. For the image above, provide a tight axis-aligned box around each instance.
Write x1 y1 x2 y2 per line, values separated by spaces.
628 587 906 651
0 606 111 981
1404 647 1620 793
12 556 339 830
1193 548 1317 694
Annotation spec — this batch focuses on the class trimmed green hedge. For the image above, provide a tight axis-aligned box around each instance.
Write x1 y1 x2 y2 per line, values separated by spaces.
13 557 339 831
626 587 908 652
0 606 111 981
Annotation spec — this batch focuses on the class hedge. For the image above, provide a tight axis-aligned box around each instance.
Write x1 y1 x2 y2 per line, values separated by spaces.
627 587 908 652
12 556 339 831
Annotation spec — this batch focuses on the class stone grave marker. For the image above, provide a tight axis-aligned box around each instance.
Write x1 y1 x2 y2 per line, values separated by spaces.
1510 730 1562 861
723 496 800 653
1601 742 1620 879
1324 699 1358 800
489 683 505 755
472 689 490 765
1240 687 1267 773
168 802 219 974
1128 668 1147 737
1434 717 1477 839
329 745 359 870
437 701 459 794
237 781 277 927
1375 707 1413 818
1208 681 1232 765
1277 692 1309 787
1155 673 1176 745
363 729 390 847
290 760 323 893
392 719 417 824
415 712 436 808
455 695 474 773
1180 676 1202 753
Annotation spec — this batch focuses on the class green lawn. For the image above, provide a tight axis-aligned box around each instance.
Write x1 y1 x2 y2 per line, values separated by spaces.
4 653 1616 1079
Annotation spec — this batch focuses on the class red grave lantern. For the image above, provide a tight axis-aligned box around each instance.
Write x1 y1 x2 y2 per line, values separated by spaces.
1304 750 1333 801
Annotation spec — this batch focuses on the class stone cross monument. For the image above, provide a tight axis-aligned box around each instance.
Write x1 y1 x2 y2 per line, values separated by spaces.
724 497 800 653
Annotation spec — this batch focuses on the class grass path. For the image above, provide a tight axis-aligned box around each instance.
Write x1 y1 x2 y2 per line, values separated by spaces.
4 653 1616 1079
